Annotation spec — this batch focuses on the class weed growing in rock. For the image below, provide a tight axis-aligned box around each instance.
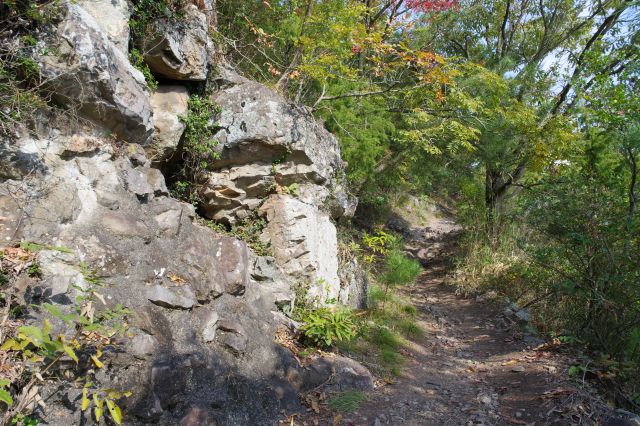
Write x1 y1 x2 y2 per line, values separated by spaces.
129 0 187 41
206 210 271 256
327 390 367 413
129 48 158 90
171 95 222 205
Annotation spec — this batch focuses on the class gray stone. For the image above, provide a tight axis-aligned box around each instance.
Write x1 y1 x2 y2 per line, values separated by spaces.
147 284 197 309
221 332 247 355
100 211 151 239
201 312 219 343
260 194 340 306
128 333 158 359
180 234 250 301
217 319 245 336
77 0 130 53
38 2 153 144
251 256 280 282
59 134 102 158
149 86 189 162
141 5 211 81
125 166 169 199
292 355 374 393
338 258 369 309
180 406 216 426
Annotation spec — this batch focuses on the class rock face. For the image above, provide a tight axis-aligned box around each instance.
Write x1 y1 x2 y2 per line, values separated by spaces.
149 86 189 162
38 2 153 144
1 131 303 424
142 4 211 81
1 3 371 424
260 194 342 305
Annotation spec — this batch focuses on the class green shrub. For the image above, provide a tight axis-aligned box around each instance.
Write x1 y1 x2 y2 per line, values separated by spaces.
300 308 357 348
382 250 421 286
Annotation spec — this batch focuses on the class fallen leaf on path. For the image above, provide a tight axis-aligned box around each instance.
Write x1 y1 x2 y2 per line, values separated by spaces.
502 359 519 366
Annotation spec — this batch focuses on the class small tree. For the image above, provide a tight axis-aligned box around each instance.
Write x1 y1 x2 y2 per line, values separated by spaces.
380 249 421 311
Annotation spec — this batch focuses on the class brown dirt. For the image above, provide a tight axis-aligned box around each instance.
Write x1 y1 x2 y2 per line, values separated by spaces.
292 214 608 426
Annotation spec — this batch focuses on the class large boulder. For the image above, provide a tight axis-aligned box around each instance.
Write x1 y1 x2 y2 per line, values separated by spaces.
141 4 211 81
38 2 153 144
77 0 130 52
198 69 354 224
149 86 189 163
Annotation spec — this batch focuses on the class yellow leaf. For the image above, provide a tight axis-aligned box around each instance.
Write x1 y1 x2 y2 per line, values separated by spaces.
94 405 103 422
106 398 122 425
81 388 90 411
90 355 104 369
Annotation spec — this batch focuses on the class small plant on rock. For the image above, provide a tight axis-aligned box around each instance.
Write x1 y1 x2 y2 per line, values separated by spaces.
300 308 357 348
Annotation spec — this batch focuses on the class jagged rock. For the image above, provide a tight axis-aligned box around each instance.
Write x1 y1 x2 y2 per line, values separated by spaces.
220 332 248 355
60 134 102 158
217 319 245 335
1 126 365 424
141 4 211 81
38 2 153 144
100 211 152 240
251 256 280 282
147 284 197 309
77 0 130 52
180 234 250 301
198 69 352 224
124 166 168 199
260 194 340 305
149 86 189 162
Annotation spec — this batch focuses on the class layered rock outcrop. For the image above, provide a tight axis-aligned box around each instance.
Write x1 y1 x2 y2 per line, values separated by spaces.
195 69 361 306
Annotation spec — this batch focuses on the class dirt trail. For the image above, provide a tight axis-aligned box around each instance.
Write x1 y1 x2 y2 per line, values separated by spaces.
339 215 582 426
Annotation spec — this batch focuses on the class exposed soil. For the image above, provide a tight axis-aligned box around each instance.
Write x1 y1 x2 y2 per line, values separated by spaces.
292 212 612 426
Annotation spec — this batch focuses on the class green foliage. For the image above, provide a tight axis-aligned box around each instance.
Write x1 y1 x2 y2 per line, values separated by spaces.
171 95 222 205
129 0 186 41
9 414 38 426
0 254 132 423
206 211 271 257
129 48 158 90
180 95 222 170
382 250 421 287
300 308 357 348
327 390 367 413
81 384 131 425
